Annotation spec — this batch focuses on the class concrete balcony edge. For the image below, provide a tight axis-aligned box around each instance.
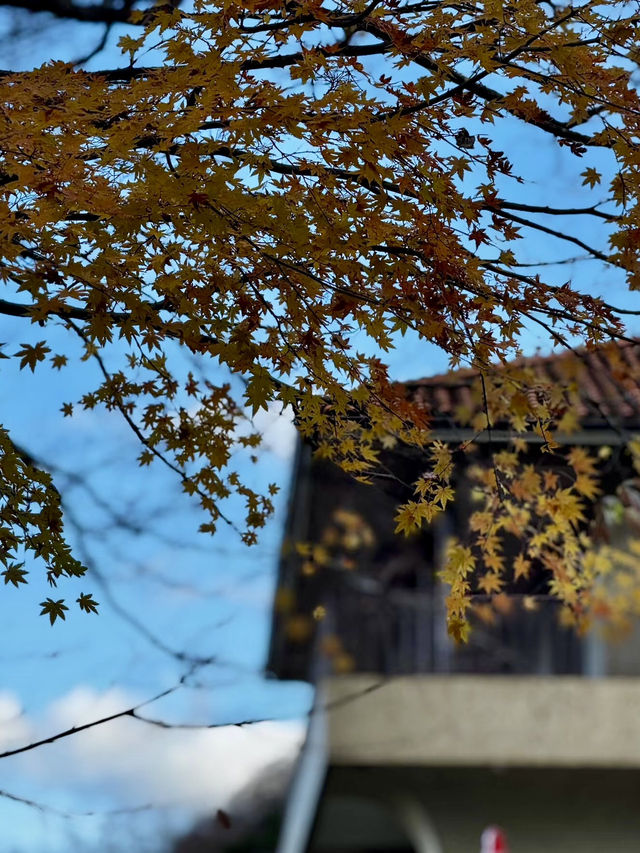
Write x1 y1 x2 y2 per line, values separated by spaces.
323 674 640 768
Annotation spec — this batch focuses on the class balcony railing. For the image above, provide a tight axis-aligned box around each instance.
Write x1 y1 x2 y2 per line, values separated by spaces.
320 583 606 676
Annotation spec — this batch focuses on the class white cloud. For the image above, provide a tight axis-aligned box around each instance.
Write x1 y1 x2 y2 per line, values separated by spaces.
236 402 297 462
176 399 297 463
253 403 297 461
7 686 306 812
0 691 30 748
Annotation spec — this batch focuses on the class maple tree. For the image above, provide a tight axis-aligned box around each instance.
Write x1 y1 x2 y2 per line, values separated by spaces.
1 0 640 631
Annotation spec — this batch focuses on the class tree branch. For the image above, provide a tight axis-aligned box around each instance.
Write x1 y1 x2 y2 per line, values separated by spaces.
0 0 136 24
487 199 618 222
488 208 614 265
0 677 188 761
0 787 153 818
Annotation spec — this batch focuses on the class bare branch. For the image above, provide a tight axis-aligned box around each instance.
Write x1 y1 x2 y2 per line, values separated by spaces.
0 677 189 761
0 787 154 818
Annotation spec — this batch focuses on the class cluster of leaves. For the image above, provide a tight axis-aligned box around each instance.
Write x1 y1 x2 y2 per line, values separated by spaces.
0 428 94 619
277 505 377 669
1 0 640 617
436 355 640 641
287 361 640 646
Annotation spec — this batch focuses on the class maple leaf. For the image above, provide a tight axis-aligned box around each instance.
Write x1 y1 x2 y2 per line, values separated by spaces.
581 167 602 188
15 342 51 372
76 593 99 615
447 616 470 644
188 192 210 209
567 447 597 475
513 553 531 581
2 563 28 588
245 371 273 415
394 501 423 536
477 572 503 595
574 474 600 501
50 354 68 370
39 598 69 625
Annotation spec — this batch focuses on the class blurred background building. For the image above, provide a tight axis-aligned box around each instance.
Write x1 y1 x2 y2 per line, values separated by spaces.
269 342 640 853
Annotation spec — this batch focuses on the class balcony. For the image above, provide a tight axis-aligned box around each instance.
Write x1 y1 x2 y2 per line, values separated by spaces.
320 581 636 677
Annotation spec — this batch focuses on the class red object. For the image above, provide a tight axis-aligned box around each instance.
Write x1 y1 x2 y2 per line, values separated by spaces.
481 825 509 853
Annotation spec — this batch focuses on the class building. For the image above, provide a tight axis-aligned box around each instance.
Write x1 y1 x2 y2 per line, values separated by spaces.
268 342 640 853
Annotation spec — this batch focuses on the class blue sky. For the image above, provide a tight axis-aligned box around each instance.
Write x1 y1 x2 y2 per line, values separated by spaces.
1 6 640 851
0 323 313 850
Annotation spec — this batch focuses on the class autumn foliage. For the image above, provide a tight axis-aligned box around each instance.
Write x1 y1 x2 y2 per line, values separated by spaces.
1 0 640 628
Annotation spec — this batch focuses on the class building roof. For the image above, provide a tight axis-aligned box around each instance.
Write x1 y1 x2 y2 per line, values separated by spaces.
404 339 640 429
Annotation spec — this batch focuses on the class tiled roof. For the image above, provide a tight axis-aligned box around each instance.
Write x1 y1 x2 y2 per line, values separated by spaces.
404 339 640 428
